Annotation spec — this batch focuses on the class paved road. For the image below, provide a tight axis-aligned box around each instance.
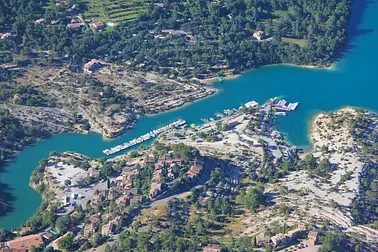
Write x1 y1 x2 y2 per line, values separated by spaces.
144 191 191 209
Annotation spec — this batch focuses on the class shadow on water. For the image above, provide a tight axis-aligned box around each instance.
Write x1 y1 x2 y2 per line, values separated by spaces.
344 0 375 52
0 158 20 218
0 182 15 217
0 155 22 173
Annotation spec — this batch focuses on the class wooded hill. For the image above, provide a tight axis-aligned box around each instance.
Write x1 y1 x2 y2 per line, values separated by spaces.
0 0 351 79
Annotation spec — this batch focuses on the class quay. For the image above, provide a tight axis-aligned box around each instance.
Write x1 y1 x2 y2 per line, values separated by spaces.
103 119 186 155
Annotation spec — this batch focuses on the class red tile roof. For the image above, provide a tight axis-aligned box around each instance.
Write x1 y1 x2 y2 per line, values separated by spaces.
187 164 202 178
89 215 100 224
8 234 44 251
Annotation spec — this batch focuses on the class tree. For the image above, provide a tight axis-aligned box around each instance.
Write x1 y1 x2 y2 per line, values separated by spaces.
319 232 343 252
104 244 112 252
280 160 291 172
58 233 75 251
39 159 48 167
241 185 265 213
314 158 332 177
265 244 273 252
56 215 72 233
42 210 56 226
304 153 316 170
185 222 193 235
100 163 114 178
30 247 39 252
208 168 224 187
129 150 139 158
195 221 204 235
0 229 11 242
216 120 224 131
64 179 71 187
43 246 54 252
91 233 104 247
49 151 57 157
253 236 257 247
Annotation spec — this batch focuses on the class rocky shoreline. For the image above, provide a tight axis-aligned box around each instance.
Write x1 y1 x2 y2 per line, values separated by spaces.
2 65 218 139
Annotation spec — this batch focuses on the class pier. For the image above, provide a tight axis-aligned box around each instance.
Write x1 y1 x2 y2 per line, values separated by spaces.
273 99 299 111
103 119 186 155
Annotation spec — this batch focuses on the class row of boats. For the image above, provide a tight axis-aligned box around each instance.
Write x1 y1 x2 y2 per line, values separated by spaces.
103 119 187 155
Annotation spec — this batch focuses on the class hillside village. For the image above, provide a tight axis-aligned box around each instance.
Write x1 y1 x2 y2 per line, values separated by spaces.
2 100 377 251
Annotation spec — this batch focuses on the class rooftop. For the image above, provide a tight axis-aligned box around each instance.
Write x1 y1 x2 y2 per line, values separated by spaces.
34 18 45 24
203 246 222 252
187 164 203 178
67 23 83 28
8 234 44 251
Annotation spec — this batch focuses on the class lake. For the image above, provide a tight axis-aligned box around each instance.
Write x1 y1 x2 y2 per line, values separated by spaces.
0 0 377 229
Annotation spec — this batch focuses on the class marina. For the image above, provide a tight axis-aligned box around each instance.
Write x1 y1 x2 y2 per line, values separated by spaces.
103 119 186 155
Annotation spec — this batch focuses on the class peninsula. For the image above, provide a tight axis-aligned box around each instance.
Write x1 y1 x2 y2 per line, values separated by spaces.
2 100 378 251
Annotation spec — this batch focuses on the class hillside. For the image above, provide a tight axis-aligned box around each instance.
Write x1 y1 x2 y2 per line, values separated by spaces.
4 104 377 251
0 0 351 81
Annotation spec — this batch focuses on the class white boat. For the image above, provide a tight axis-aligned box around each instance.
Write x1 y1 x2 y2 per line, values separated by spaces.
275 112 286 116
102 119 187 155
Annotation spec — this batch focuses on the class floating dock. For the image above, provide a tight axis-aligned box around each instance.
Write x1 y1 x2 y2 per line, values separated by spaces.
103 119 186 155
276 99 287 107
273 100 299 111
287 102 299 110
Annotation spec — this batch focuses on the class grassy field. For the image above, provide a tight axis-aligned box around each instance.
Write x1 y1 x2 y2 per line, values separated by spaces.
282 37 309 48
79 0 153 24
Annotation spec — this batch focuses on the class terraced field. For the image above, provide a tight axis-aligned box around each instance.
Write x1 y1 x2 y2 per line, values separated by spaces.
79 0 153 24
282 37 309 48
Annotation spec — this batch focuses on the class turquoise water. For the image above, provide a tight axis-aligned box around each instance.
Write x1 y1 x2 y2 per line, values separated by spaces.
1 0 377 229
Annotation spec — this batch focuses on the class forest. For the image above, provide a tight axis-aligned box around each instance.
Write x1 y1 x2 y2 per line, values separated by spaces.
0 0 351 79
351 162 378 227
349 111 378 227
